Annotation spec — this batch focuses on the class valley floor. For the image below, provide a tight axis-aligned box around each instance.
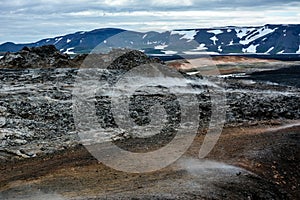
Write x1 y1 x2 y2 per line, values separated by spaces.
0 120 299 200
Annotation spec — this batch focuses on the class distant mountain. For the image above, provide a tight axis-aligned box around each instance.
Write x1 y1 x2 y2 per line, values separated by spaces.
0 25 300 55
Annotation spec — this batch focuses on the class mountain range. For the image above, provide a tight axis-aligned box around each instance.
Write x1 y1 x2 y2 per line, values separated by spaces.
0 24 299 56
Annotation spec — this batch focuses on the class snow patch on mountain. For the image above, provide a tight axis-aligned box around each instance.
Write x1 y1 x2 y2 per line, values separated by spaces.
229 40 234 46
142 34 147 39
162 50 178 55
67 39 71 43
183 51 219 55
210 36 218 45
54 37 63 45
240 27 278 45
207 30 223 35
147 41 159 45
218 46 223 52
171 30 198 41
64 47 75 55
155 44 168 50
277 50 285 54
195 43 208 51
242 44 259 53
265 47 274 54
296 45 300 54
235 28 255 39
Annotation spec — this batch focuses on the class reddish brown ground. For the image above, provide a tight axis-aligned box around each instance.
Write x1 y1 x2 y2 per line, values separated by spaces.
167 56 278 75
211 56 276 64
0 120 299 199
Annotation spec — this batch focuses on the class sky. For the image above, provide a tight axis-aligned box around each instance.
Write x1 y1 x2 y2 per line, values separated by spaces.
1 0 300 44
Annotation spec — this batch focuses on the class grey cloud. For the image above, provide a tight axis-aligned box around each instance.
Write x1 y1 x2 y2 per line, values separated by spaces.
1 0 299 14
0 0 299 43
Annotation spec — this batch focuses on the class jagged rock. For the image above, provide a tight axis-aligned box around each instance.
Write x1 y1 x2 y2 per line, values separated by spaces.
107 49 163 70
0 106 7 114
0 45 77 68
0 106 7 127
0 46 163 69
0 46 299 160
0 117 5 127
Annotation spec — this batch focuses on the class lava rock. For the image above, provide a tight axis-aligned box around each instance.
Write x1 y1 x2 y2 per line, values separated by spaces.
0 45 77 68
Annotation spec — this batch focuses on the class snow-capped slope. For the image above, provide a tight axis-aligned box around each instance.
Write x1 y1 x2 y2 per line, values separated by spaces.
171 30 198 41
0 24 299 55
239 27 278 45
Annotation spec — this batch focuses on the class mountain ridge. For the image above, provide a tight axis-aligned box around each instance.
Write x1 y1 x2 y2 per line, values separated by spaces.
0 25 299 55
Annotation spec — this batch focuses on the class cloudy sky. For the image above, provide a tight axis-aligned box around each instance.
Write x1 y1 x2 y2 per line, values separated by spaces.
1 0 299 44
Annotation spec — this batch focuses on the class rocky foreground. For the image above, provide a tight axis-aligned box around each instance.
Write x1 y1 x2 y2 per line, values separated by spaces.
0 45 299 199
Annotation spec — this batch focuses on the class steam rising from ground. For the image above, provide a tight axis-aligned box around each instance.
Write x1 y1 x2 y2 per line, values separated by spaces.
176 157 251 178
0 187 65 200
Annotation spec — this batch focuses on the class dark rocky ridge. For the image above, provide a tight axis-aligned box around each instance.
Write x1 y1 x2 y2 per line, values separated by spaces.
242 65 300 88
0 45 163 69
0 45 78 68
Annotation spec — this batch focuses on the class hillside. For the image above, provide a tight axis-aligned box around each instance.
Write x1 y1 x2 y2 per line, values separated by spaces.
0 24 299 56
